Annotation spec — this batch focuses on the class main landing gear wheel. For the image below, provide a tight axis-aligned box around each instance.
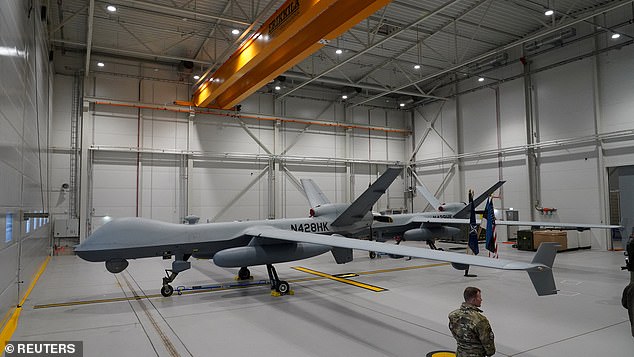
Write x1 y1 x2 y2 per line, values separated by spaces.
426 240 442 251
276 281 290 294
369 251 377 259
161 284 174 297
266 264 291 296
238 267 251 280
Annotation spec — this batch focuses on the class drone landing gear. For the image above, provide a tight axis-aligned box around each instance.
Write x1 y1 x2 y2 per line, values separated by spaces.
161 271 177 297
161 255 191 297
236 266 252 281
425 240 444 251
266 264 293 296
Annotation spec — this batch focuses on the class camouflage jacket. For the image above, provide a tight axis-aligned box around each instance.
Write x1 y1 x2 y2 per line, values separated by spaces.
623 283 634 337
448 303 496 357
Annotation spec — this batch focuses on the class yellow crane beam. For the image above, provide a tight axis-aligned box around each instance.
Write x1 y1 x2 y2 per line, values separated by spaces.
192 0 393 109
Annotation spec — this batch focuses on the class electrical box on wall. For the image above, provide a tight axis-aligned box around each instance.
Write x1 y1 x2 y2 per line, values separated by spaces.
54 219 79 237
505 209 519 241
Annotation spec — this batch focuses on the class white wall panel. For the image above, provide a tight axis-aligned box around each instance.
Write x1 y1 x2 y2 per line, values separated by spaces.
0 161 21 207
141 113 189 151
93 107 140 147
0 115 23 171
240 93 275 114
190 164 270 221
94 77 140 101
0 243 19 326
351 131 370 159
416 100 458 161
139 159 181 222
539 148 600 222
282 129 342 158
534 59 596 140
284 97 339 122
51 75 73 148
370 135 389 161
0 1 50 324
92 152 138 217
386 137 406 163
192 119 274 153
142 80 190 104
599 45 634 133
460 89 498 153
498 79 526 148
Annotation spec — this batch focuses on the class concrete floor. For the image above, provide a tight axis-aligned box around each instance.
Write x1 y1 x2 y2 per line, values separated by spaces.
11 242 634 356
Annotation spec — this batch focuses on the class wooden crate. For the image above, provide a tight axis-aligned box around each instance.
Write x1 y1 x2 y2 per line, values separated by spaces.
533 230 567 251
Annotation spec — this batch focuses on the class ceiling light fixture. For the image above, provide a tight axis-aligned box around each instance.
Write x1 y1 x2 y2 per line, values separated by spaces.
478 77 485 82
340 86 360 101
611 33 621 39
544 9 554 16
193 75 200 80
232 29 240 35
398 96 413 108
414 64 421 70
0 46 26 58
335 49 343 55
106 5 117 12
271 76 285 91
97 62 105 67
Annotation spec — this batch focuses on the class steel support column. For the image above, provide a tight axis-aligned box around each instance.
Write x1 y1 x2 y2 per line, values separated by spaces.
592 26 610 250
84 0 94 77
523 58 539 221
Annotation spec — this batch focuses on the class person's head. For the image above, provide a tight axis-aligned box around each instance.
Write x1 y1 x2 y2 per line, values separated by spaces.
464 286 482 307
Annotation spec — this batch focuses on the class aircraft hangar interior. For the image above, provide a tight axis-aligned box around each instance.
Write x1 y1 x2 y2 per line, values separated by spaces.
2 0 634 356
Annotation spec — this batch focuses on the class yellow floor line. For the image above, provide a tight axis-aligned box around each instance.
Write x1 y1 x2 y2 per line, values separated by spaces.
0 309 13 334
355 262 450 275
292 267 387 292
35 296 148 309
33 261 452 309
34 283 270 309
1 256 51 348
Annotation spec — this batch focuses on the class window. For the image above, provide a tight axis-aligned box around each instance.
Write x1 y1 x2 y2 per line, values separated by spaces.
5 213 12 242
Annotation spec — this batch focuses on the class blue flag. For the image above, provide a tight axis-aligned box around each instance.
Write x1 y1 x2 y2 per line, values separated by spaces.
468 190 479 255
485 198 497 254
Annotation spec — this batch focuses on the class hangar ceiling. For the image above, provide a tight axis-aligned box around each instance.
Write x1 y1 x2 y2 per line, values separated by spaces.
49 0 633 108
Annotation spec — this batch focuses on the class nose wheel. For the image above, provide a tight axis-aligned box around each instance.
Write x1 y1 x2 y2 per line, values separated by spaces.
161 284 174 297
159 255 191 297
161 271 179 297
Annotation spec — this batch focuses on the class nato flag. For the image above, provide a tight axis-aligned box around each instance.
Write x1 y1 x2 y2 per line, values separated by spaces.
468 191 479 255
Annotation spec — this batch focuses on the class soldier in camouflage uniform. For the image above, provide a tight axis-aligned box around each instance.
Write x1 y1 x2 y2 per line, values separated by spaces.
623 238 634 337
448 287 496 356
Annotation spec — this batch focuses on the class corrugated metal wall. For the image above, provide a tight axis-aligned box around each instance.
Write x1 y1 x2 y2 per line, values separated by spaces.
0 2 51 324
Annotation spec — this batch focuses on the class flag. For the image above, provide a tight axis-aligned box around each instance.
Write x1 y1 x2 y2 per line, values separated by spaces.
468 190 479 255
484 197 498 258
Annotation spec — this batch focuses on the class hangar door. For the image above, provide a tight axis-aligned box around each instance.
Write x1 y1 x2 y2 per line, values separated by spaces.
609 166 634 249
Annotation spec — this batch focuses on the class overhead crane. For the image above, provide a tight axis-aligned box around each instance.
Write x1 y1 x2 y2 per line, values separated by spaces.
191 0 393 109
